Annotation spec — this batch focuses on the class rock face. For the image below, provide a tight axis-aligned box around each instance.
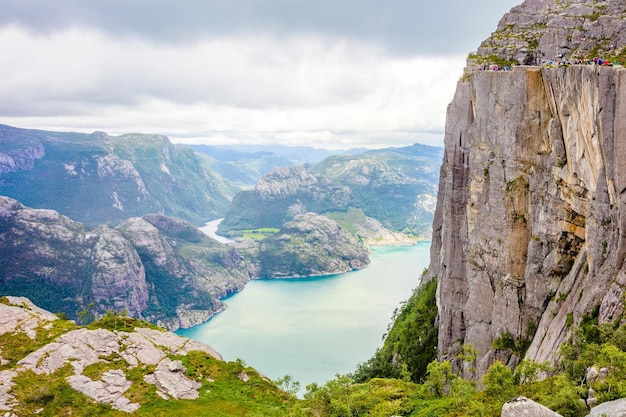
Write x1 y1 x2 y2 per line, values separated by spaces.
428 0 626 378
0 196 149 319
258 212 371 278
470 0 626 69
501 396 563 417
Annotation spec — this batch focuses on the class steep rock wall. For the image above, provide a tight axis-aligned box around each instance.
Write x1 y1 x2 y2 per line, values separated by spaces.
428 64 626 376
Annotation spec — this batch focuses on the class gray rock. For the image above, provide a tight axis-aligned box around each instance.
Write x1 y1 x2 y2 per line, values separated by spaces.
66 371 139 413
0 297 58 339
586 366 599 385
144 358 201 400
0 370 17 411
501 396 563 417
587 398 626 417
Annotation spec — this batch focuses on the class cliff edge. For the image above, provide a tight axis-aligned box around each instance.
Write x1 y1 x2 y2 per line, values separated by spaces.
428 0 626 377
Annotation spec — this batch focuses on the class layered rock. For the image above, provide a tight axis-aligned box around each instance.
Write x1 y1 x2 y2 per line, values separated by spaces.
430 37 626 379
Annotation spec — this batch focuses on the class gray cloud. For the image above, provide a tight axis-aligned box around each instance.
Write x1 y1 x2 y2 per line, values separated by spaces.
1 0 521 55
0 0 522 148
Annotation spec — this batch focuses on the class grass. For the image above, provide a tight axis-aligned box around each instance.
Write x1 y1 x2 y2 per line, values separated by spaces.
229 227 280 240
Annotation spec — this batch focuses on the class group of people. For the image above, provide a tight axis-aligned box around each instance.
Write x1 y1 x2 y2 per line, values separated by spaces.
477 56 622 72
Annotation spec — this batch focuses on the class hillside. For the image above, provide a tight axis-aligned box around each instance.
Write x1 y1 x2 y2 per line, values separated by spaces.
0 124 233 227
218 143 442 240
0 196 254 330
0 296 291 416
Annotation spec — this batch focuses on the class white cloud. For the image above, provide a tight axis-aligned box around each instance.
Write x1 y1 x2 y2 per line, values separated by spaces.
0 25 464 148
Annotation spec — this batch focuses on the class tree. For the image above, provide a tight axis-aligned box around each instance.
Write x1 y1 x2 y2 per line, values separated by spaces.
275 374 300 417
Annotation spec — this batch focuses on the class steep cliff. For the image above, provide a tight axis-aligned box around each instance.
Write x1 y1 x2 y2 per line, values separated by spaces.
429 0 626 378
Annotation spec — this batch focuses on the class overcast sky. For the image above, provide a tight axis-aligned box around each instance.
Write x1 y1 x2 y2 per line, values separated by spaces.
0 0 521 149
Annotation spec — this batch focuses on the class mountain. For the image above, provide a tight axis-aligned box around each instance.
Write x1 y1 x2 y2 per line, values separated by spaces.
0 124 234 227
256 212 370 278
424 0 626 379
0 196 254 330
190 143 369 189
218 143 443 240
0 296 291 416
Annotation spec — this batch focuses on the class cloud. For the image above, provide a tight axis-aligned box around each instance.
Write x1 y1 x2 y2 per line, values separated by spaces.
0 25 464 147
0 0 521 148
0 0 520 55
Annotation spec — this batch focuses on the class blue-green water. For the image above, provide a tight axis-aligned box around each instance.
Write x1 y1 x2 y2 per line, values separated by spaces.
178 242 431 391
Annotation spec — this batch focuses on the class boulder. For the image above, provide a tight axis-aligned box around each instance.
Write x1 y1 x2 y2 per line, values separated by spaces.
501 396 563 417
587 398 626 417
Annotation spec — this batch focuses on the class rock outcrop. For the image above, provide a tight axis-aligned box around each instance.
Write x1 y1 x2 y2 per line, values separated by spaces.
469 0 626 69
0 296 230 414
428 0 626 377
501 396 563 417
587 398 626 417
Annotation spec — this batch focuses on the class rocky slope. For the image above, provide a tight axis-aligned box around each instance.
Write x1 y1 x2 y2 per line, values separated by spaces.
427 0 626 378
219 144 442 240
0 197 254 330
0 124 233 227
0 296 288 416
257 212 370 278
467 0 626 69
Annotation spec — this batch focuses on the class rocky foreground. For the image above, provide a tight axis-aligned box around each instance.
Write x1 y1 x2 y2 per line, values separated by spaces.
0 296 287 416
0 296 221 413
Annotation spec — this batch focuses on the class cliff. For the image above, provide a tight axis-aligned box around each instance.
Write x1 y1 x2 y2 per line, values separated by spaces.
429 0 626 378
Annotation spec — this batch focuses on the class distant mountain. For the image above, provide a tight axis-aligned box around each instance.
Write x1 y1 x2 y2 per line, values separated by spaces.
218 143 443 239
0 124 234 227
190 143 369 188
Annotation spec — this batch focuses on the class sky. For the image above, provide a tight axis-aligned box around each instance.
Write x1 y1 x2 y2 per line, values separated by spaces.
0 0 521 149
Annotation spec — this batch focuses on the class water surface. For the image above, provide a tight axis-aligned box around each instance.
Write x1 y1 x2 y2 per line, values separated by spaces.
178 243 430 391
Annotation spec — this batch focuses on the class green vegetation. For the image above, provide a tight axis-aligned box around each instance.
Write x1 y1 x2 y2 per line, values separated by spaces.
289 321 624 417
467 53 520 68
0 315 78 370
353 275 438 383
0 125 234 228
226 227 280 240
